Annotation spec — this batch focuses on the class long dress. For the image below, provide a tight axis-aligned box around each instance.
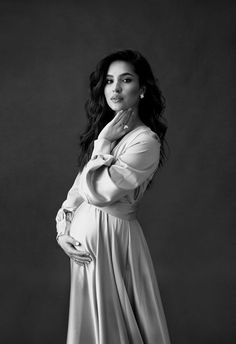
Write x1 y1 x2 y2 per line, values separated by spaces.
57 125 171 344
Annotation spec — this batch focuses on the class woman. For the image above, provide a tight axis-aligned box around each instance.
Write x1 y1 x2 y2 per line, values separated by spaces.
56 50 171 344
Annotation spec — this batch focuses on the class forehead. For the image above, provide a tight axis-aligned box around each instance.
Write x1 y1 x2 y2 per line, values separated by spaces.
106 60 136 76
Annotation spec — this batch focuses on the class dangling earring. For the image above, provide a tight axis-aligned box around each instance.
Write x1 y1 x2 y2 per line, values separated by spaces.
140 93 144 99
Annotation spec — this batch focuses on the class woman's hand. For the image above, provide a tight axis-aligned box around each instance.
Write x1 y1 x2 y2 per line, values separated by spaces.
57 234 93 266
98 108 135 142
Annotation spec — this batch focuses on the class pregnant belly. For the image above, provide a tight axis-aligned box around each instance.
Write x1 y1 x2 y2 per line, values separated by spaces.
69 202 98 255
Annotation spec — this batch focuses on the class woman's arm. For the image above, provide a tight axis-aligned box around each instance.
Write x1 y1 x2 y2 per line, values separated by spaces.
77 131 160 207
55 171 84 219
61 172 84 211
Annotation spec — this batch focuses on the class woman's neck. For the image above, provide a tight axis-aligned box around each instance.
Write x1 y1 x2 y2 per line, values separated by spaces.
132 108 145 129
114 108 145 129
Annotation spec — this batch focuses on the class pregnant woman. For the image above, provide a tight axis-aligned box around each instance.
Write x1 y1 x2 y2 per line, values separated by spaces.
56 49 171 344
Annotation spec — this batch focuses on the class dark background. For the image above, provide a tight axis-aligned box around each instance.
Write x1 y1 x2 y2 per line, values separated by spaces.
0 1 235 343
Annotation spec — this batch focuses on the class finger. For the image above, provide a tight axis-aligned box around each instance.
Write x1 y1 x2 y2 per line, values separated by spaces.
61 237 90 255
66 238 83 249
68 250 92 260
74 245 92 258
112 108 132 125
123 108 133 125
119 108 133 126
71 257 92 264
67 247 91 257
73 252 92 260
74 241 82 247
68 245 92 259
70 255 92 264
112 110 124 125
71 257 87 266
126 110 135 127
66 236 78 245
65 235 82 248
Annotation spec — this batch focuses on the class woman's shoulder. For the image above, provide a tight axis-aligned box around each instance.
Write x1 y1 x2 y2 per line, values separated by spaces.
127 125 161 146
112 125 161 158
112 124 160 156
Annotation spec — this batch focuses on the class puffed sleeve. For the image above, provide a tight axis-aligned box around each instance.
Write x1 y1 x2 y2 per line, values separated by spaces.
60 172 84 212
55 173 84 234
77 132 160 207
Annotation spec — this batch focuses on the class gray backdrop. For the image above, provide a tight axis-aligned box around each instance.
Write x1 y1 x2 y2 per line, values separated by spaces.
0 1 235 343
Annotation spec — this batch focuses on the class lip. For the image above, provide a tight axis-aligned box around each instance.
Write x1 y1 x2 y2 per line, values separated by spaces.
111 96 123 102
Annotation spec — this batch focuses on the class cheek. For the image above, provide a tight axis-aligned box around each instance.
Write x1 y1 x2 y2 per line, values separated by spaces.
127 86 140 99
104 87 109 100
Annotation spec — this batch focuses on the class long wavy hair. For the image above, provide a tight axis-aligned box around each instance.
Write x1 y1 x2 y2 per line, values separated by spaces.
77 49 168 172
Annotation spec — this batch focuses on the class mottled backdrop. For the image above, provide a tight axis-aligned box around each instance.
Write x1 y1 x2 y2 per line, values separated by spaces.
0 1 235 343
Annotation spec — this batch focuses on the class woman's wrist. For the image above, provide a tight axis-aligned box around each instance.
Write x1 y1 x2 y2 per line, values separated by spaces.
92 137 112 158
97 134 112 142
56 232 65 242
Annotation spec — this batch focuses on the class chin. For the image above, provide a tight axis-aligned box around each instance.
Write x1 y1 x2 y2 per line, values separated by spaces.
109 104 125 112
109 103 132 113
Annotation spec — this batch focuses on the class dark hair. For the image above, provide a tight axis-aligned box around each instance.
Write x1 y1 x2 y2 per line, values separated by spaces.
77 49 168 172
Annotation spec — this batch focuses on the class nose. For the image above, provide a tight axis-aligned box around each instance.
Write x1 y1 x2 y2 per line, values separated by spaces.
112 81 122 93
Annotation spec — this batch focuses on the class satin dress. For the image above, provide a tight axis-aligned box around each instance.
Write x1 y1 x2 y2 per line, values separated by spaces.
56 125 171 344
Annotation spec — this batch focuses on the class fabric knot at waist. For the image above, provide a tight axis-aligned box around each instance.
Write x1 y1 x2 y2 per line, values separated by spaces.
94 202 137 221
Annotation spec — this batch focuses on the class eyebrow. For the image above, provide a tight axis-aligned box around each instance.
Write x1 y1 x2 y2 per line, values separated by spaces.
106 72 134 77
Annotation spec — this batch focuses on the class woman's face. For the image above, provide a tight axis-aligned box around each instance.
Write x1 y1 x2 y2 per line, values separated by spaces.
104 60 144 112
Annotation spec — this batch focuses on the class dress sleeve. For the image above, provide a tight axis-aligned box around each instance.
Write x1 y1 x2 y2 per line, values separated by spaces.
55 173 84 232
77 133 160 207
60 173 84 212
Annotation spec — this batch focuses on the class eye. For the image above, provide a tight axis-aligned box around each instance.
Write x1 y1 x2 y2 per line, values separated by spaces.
123 78 132 83
105 79 113 84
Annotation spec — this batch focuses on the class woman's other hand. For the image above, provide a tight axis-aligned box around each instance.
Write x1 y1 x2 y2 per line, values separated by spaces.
57 235 93 266
98 108 135 142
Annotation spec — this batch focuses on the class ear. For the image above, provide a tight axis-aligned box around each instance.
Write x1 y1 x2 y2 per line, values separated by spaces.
140 86 146 96
139 86 146 98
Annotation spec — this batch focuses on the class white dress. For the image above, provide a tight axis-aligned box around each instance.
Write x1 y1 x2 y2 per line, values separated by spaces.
57 125 171 344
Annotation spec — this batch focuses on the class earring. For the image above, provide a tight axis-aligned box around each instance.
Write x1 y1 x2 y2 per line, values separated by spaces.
140 94 144 99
